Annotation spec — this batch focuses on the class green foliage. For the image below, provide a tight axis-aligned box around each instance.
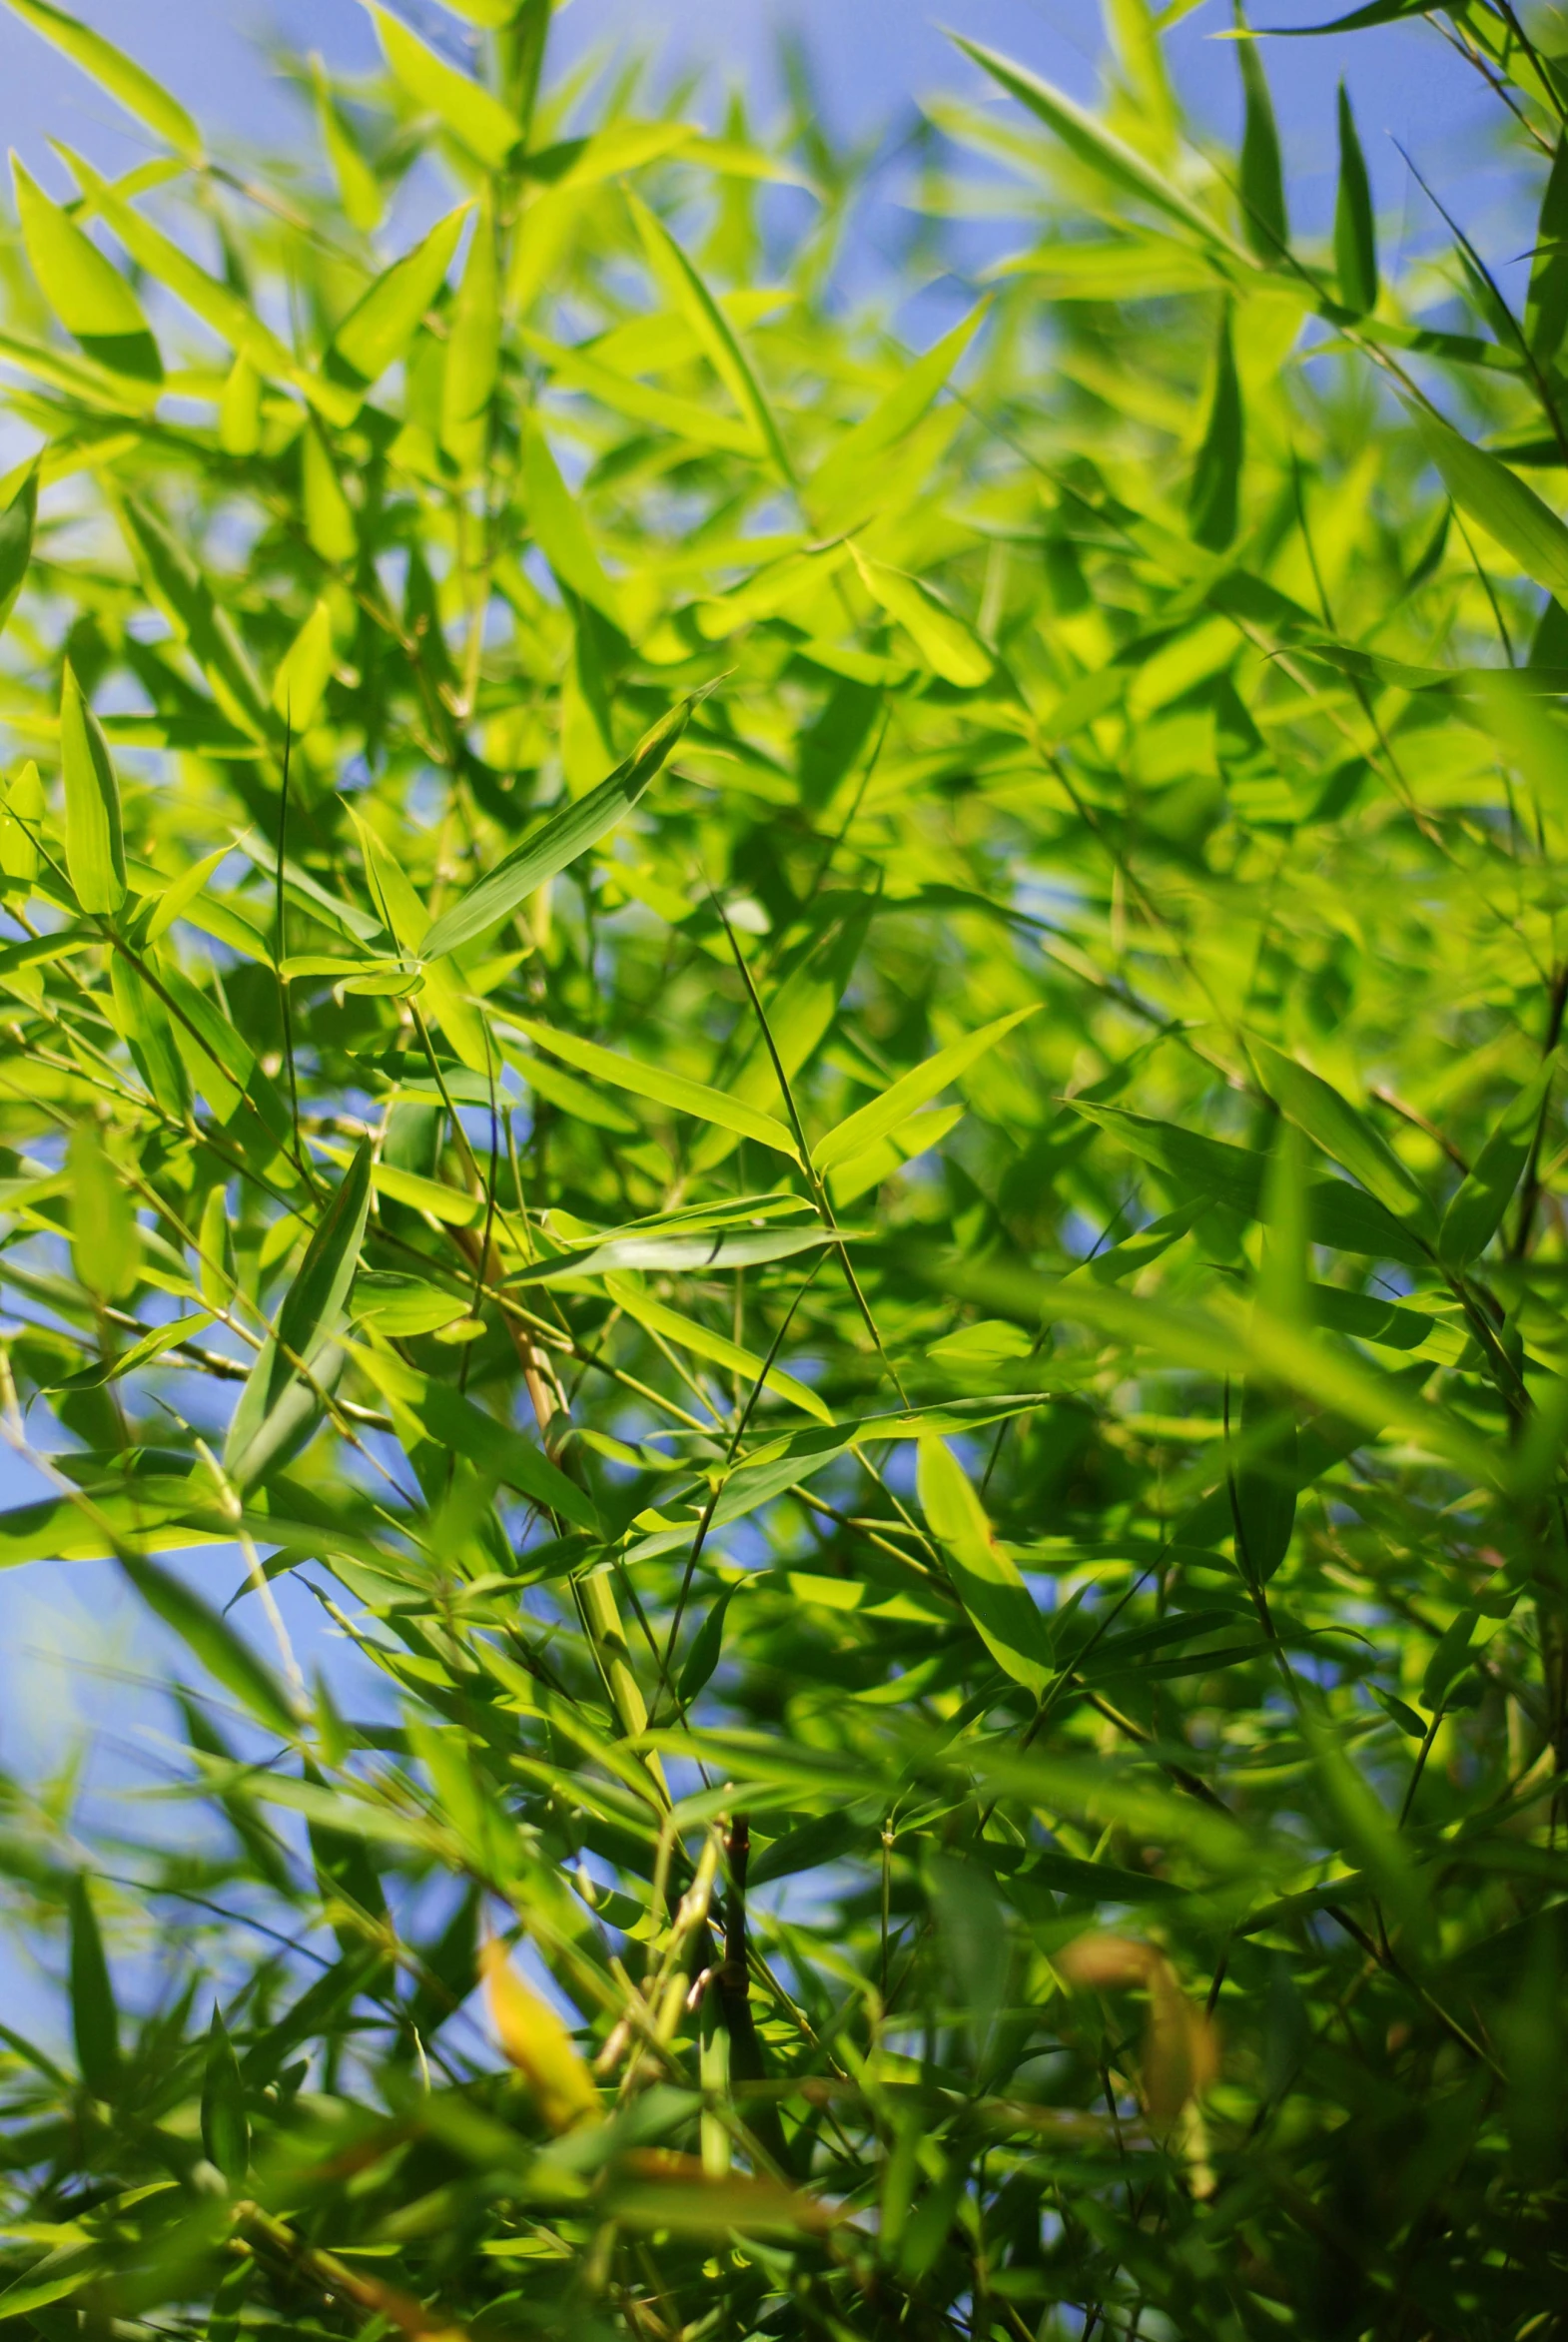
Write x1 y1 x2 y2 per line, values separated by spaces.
1 3 1568 2337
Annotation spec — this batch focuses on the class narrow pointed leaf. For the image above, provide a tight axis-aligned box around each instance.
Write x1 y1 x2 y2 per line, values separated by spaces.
422 696 698 958
368 4 521 170
3 0 202 161
918 1434 1053 1695
60 661 125 915
812 1006 1038 1175
1333 83 1378 317
0 461 37 637
67 1874 119 2098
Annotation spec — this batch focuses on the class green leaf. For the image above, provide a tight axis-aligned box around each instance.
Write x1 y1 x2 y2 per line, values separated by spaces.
627 188 795 481
68 1123 138 1301
327 201 471 405
848 543 993 687
422 695 698 958
368 3 521 171
59 660 126 915
115 495 269 738
1333 83 1378 317
1249 1040 1438 1241
522 420 622 625
812 1006 1038 1175
509 1018 801 1161
1302 1705 1427 1944
509 1226 838 1282
67 1873 119 2098
1525 139 1568 364
201 2004 250 2185
1422 1606 1480 1710
917 1434 1054 1696
3 0 202 161
805 300 989 523
121 1548 298 1738
302 423 358 564
678 1586 738 1705
0 756 43 881
951 33 1237 252
312 56 383 235
605 1276 832 1421
1188 302 1243 551
272 599 337 732
0 461 37 639
63 151 295 379
442 199 499 470
1372 1684 1428 1740
1235 12 1288 260
350 1341 600 1532
1440 1059 1556 1265
1414 400 1568 601
11 155 161 386
224 1141 375 1491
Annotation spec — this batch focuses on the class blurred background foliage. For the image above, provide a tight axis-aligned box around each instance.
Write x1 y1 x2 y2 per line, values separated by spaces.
0 0 1566 2336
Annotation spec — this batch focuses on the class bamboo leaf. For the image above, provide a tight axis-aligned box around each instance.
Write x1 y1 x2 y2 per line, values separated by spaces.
1440 1060 1556 1265
918 1433 1054 1694
1333 82 1378 317
3 0 202 162
848 543 994 687
806 300 989 522
66 1874 118 2098
0 461 37 638
201 2005 250 2185
1235 11 1288 259
627 188 795 480
223 1141 374 1491
327 201 471 406
508 1018 801 1161
368 4 522 171
121 1550 298 1739
522 420 622 625
1412 400 1568 600
1188 301 1243 551
59 660 126 915
11 155 161 387
421 695 698 958
1248 1039 1438 1241
951 33 1237 252
812 1006 1038 1175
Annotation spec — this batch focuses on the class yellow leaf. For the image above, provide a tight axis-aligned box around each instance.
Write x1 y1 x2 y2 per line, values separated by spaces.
481 1941 601 2132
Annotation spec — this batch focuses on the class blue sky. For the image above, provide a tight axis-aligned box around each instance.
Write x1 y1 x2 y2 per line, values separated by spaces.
0 1 1506 252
